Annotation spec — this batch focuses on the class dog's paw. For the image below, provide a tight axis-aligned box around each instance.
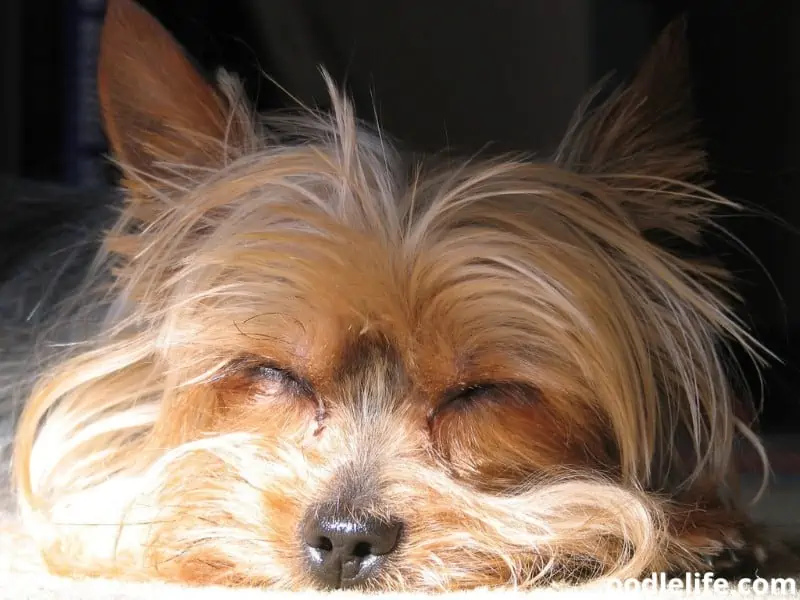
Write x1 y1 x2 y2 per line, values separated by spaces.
702 531 769 577
671 505 770 578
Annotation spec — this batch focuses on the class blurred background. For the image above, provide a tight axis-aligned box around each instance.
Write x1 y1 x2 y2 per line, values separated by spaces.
1 0 800 435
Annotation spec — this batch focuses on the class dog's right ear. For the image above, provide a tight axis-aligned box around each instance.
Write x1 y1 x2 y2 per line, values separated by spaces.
557 17 699 180
555 18 712 240
98 0 251 187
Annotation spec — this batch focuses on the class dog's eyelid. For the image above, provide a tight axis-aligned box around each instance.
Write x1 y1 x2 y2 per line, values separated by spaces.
252 364 292 382
255 365 315 395
447 383 496 402
438 381 537 411
451 381 520 397
230 357 316 398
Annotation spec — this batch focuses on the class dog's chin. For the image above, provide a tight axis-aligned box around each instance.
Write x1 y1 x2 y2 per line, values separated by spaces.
30 432 705 591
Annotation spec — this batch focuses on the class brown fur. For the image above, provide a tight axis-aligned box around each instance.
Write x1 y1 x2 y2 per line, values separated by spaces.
12 0 770 591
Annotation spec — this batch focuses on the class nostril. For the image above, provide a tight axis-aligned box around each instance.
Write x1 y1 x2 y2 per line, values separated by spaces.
308 536 333 552
351 541 372 558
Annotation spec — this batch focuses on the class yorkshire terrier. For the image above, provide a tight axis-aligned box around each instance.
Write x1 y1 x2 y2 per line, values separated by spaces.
9 0 774 591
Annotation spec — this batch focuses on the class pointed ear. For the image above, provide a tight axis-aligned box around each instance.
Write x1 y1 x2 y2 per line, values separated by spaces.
98 0 251 185
557 17 703 182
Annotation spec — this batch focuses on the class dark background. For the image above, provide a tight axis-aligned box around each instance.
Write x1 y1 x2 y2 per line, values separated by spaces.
2 0 799 433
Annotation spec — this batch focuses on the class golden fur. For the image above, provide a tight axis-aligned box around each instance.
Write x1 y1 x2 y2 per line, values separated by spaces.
12 0 770 591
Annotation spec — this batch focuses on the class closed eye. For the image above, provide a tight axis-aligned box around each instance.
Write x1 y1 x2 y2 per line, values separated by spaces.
244 363 316 399
443 383 499 408
430 381 538 421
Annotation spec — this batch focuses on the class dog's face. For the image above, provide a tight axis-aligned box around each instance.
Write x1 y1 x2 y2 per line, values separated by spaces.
14 0 763 591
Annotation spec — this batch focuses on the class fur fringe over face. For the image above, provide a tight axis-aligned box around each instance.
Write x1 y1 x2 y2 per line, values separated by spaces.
11 0 769 591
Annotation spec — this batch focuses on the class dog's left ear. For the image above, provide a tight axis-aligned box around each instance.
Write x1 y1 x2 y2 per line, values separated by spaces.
98 0 251 186
556 18 708 235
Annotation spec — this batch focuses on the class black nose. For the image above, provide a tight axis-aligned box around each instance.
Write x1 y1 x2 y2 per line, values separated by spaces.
301 504 402 589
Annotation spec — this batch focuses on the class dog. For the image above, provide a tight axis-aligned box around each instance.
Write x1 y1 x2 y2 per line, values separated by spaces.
8 0 773 591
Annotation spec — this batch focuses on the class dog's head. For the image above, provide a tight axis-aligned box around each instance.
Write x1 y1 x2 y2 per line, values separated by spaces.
14 0 764 590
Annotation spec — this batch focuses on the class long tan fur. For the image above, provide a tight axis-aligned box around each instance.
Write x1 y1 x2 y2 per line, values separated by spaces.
12 0 769 591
